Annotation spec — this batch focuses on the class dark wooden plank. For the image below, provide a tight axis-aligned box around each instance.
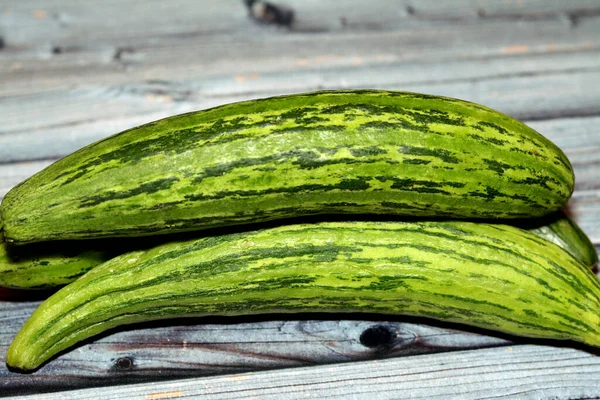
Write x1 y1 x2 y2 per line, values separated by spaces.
7 345 600 400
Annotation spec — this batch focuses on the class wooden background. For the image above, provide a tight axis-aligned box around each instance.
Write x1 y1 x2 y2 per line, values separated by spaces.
1 1 600 398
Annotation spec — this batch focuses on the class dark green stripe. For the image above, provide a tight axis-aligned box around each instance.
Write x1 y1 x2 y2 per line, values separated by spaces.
398 145 460 164
79 177 179 208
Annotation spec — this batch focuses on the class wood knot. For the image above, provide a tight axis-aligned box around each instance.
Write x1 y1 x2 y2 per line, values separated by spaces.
360 324 396 348
245 0 294 27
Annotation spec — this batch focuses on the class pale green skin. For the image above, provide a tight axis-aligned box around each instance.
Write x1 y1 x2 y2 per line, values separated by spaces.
0 90 574 244
7 221 600 371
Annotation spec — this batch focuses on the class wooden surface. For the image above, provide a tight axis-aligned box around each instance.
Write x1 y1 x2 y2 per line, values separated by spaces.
1 0 600 398
5 345 600 400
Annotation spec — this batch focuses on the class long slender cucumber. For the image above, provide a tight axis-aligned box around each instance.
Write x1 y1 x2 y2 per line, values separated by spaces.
527 211 598 269
0 232 119 289
7 220 600 371
0 90 574 244
1 211 596 289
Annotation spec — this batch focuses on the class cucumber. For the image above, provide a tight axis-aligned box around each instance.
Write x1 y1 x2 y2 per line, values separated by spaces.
0 90 574 245
526 211 598 269
0 232 109 289
0 225 179 289
7 220 600 371
1 213 595 289
0 231 140 289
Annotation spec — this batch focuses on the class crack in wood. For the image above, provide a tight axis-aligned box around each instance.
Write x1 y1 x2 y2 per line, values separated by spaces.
113 47 136 63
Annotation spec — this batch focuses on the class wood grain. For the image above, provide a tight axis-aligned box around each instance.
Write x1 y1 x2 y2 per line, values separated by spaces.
1 1 600 96
6 345 600 400
0 301 512 396
1 50 600 164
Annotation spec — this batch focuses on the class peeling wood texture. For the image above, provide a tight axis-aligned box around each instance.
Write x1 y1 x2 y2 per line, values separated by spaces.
1 0 600 398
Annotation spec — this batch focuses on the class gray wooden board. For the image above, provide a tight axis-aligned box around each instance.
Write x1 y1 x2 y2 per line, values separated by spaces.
1 0 600 398
2 1 600 96
0 301 513 396
2 50 600 163
5 345 600 400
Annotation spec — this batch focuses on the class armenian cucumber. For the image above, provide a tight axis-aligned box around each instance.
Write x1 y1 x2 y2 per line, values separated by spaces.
527 211 598 269
0 232 108 289
0 231 134 289
1 213 596 289
0 90 574 244
7 220 600 371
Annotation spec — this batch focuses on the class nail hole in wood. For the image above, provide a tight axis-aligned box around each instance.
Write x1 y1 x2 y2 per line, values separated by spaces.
360 324 396 348
115 356 134 371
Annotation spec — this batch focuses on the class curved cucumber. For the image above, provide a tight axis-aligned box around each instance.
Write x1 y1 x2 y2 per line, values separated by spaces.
527 211 598 269
1 213 595 289
0 90 574 244
0 233 115 289
0 230 169 289
7 220 600 371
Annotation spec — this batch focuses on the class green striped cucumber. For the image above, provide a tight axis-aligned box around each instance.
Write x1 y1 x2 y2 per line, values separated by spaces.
7 220 600 371
0 232 120 289
0 225 175 289
0 90 574 244
0 213 595 289
526 211 598 269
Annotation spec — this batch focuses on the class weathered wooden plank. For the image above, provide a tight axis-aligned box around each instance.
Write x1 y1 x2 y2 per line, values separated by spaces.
4 30 599 98
2 1 599 96
4 0 597 49
0 301 512 396
1 64 600 165
405 0 600 20
3 0 598 48
5 345 600 400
